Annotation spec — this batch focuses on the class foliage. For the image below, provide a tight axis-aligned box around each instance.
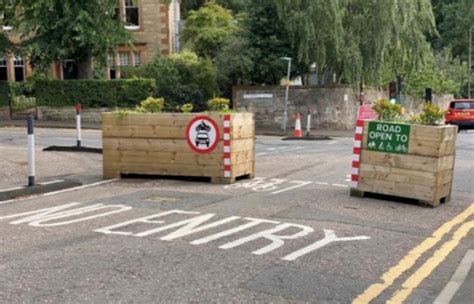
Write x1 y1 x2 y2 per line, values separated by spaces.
271 0 436 85
372 99 403 122
136 97 165 113
431 0 474 61
181 2 238 59
410 103 446 126
243 0 302 85
0 81 12 107
34 79 156 108
181 0 249 18
214 34 254 97
207 97 230 112
179 103 194 113
11 96 36 112
126 51 217 112
1 0 132 79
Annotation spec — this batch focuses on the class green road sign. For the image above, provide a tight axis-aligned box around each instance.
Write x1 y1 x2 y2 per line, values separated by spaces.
367 122 410 154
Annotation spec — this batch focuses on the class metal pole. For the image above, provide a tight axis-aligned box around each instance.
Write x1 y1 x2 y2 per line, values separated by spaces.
76 103 82 147
27 116 35 187
282 59 292 131
306 108 311 137
469 27 472 98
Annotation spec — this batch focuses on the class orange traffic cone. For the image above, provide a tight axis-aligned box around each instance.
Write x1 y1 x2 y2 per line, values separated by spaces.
294 112 303 137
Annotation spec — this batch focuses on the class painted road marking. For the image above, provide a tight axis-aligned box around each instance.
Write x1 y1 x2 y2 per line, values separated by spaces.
256 146 304 156
1 204 371 262
224 177 312 194
388 221 474 303
353 204 474 304
0 179 119 205
434 249 474 304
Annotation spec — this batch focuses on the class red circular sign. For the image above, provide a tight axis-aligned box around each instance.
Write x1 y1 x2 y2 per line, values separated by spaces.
186 116 220 154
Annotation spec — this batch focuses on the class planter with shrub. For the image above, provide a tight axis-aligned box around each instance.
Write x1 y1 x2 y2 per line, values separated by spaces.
102 97 255 184
351 100 457 207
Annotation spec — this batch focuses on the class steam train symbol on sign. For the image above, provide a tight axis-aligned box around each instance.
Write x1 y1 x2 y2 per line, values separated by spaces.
195 121 211 147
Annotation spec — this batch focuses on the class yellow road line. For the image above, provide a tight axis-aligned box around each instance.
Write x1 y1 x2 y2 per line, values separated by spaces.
387 220 474 303
352 204 474 304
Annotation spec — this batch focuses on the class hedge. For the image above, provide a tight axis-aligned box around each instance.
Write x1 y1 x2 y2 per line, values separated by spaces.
0 81 11 107
35 79 156 108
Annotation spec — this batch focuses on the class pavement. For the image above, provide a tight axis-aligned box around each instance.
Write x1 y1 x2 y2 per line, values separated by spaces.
0 125 473 303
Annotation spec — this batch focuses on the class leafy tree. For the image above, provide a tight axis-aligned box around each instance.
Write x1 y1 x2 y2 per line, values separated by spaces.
432 0 474 61
2 0 131 79
181 2 237 59
272 0 437 84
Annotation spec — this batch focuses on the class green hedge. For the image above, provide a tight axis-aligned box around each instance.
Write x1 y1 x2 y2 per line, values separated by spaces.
0 81 11 107
35 79 156 108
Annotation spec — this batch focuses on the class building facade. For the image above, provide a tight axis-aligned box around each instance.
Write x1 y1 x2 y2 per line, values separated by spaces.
0 0 180 81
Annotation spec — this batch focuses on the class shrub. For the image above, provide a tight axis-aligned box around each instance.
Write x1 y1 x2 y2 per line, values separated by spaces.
123 51 217 112
35 79 155 108
208 97 230 112
11 95 36 111
372 99 403 122
179 103 194 113
410 103 446 125
0 81 11 107
136 97 165 113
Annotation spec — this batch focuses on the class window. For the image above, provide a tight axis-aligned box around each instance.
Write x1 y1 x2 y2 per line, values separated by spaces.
0 57 7 81
134 51 141 66
13 55 24 82
62 60 78 80
119 52 130 66
124 0 139 29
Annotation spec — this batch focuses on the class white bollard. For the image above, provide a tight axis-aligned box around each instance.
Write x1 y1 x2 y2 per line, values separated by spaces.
76 103 82 147
27 116 35 187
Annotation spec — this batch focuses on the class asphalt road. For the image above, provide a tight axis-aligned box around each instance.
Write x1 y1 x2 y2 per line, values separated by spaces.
0 127 473 303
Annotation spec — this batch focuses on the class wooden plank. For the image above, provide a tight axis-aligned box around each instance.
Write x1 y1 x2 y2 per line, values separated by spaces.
359 164 438 187
118 162 222 177
358 177 434 201
230 138 255 153
102 112 224 127
408 138 455 157
232 161 254 178
103 138 224 153
360 150 454 173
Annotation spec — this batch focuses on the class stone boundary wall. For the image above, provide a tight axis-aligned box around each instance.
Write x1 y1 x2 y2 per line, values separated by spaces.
37 107 111 123
233 85 453 130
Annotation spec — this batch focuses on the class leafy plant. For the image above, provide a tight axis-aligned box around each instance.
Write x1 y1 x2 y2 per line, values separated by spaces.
136 97 165 113
11 95 36 111
410 103 446 125
372 99 403 122
208 97 230 112
179 103 194 113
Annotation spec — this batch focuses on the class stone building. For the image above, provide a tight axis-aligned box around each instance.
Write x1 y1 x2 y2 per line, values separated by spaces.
0 0 180 81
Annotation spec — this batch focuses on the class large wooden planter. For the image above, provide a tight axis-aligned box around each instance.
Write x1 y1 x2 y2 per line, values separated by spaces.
102 113 255 184
351 121 457 207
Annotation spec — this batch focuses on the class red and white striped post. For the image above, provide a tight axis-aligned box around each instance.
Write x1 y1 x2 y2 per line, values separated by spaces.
351 119 364 189
223 115 232 178
75 103 82 147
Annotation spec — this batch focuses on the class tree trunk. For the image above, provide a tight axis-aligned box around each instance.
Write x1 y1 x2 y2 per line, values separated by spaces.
77 58 93 79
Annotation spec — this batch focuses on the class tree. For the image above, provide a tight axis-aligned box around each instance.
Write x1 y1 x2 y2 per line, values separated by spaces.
272 0 437 85
181 2 237 59
2 0 131 79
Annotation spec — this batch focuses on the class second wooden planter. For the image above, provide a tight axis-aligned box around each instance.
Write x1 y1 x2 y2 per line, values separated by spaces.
351 121 457 207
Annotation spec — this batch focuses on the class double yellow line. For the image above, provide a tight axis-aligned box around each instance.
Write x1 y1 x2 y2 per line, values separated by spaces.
353 204 474 304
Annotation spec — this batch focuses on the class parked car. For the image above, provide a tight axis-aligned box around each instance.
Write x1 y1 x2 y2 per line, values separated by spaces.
445 99 474 131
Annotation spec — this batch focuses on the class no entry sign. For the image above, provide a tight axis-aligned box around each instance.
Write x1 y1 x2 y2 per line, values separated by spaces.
186 116 220 154
367 122 410 154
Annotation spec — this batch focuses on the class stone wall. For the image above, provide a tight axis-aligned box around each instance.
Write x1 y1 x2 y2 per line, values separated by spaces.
233 86 453 131
37 107 111 123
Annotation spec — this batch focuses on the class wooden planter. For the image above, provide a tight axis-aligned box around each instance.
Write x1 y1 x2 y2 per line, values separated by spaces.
351 121 457 207
102 112 255 184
